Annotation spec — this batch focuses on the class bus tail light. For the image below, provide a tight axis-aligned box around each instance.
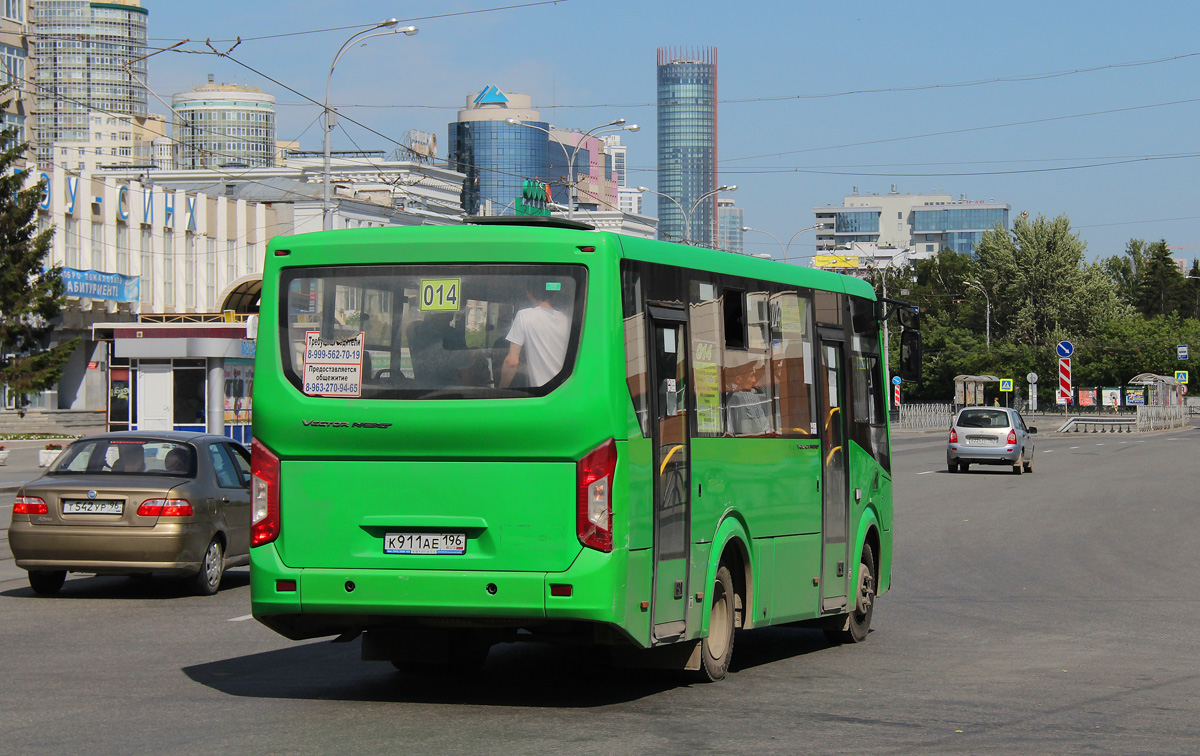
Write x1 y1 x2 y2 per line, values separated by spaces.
577 439 616 553
14 497 47 515
251 438 281 547
1007 429 1018 445
949 428 958 444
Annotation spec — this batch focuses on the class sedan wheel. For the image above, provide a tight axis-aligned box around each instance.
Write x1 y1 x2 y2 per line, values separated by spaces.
190 537 225 596
28 570 66 595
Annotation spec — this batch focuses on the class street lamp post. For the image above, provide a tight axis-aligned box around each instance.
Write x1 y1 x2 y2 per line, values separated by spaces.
784 222 830 262
506 119 638 220
965 279 991 348
741 226 782 257
637 184 737 244
323 19 418 231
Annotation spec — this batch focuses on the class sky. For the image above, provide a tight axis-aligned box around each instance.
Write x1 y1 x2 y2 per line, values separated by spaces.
144 0 1200 264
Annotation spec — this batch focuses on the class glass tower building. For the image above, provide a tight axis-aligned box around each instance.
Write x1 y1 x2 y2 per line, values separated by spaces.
656 47 717 246
32 0 148 165
447 89 549 215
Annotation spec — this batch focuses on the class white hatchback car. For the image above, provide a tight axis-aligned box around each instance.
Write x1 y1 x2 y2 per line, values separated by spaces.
946 406 1037 474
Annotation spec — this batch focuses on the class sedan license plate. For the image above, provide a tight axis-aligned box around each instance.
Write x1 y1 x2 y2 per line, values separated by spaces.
384 532 466 555
965 436 995 446
62 499 124 515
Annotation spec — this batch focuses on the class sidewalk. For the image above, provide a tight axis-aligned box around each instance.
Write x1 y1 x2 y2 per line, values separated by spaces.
0 442 53 492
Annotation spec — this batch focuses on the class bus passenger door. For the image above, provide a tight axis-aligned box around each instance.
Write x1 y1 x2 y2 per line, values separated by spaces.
819 339 851 612
647 307 691 642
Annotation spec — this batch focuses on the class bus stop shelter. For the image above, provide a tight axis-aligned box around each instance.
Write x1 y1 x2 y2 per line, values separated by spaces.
953 375 1000 407
1128 373 1184 406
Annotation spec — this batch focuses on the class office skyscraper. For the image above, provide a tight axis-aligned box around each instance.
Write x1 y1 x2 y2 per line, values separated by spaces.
656 46 718 246
31 0 148 166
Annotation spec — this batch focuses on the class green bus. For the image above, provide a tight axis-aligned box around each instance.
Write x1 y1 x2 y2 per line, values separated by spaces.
249 217 918 680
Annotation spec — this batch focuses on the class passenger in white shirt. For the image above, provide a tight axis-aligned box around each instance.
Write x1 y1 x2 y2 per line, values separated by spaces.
500 284 571 388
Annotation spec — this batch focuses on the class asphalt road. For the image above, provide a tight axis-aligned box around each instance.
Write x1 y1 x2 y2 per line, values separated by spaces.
2 426 1198 755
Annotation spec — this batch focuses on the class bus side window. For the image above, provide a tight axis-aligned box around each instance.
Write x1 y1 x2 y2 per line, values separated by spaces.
689 278 723 438
849 296 889 470
771 290 815 438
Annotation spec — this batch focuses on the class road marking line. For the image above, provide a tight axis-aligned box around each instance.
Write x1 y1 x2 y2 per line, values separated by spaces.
227 614 254 622
917 471 936 475
1096 443 1105 446
1042 450 1053 453
1069 446 1080 449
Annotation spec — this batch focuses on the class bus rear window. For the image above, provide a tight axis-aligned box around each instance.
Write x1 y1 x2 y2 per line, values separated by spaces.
279 264 586 399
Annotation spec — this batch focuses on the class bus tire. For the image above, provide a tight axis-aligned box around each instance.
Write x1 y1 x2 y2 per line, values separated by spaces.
699 564 736 682
824 543 876 645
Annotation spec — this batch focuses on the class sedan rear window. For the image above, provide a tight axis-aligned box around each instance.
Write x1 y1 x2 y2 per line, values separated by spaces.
279 264 586 400
51 438 196 477
956 409 1010 428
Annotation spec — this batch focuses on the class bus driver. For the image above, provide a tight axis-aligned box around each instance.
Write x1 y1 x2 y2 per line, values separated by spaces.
499 282 571 388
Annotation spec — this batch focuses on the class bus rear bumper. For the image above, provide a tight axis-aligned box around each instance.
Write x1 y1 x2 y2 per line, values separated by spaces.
250 544 628 641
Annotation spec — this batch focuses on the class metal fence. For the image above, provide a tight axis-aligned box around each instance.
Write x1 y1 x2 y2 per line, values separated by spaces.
1136 405 1191 432
896 403 954 430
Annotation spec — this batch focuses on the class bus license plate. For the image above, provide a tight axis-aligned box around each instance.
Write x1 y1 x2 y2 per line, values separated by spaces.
384 532 466 555
62 500 124 515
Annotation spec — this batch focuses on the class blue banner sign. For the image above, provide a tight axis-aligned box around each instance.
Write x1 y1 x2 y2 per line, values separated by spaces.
61 267 140 302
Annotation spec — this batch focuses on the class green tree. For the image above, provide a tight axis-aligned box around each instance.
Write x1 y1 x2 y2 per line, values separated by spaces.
1101 238 1149 307
974 212 1125 347
1134 240 1188 317
0 104 76 413
1186 259 1200 320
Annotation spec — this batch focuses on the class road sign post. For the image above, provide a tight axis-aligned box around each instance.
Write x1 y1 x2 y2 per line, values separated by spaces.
1059 357 1072 415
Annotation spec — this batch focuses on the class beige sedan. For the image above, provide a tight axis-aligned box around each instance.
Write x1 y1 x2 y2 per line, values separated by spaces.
8 431 251 595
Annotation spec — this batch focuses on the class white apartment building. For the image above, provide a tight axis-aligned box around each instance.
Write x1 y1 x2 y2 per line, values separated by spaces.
815 187 1010 256
50 111 166 171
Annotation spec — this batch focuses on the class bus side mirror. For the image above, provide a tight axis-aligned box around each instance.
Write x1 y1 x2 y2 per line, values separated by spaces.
898 307 920 330
899 330 922 382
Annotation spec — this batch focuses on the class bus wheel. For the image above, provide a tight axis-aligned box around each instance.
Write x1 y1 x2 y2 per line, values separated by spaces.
824 544 876 645
699 564 736 682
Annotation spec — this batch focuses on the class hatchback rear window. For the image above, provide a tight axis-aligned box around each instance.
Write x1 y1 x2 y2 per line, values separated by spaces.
956 409 1010 428
51 438 196 477
279 264 586 399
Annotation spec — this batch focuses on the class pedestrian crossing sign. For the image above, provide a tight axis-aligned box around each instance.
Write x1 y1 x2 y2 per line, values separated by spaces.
1000 379 1013 392
1176 370 1188 384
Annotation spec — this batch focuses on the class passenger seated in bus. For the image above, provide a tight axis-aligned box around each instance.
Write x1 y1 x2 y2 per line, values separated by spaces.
500 282 570 388
408 312 468 387
725 368 772 436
